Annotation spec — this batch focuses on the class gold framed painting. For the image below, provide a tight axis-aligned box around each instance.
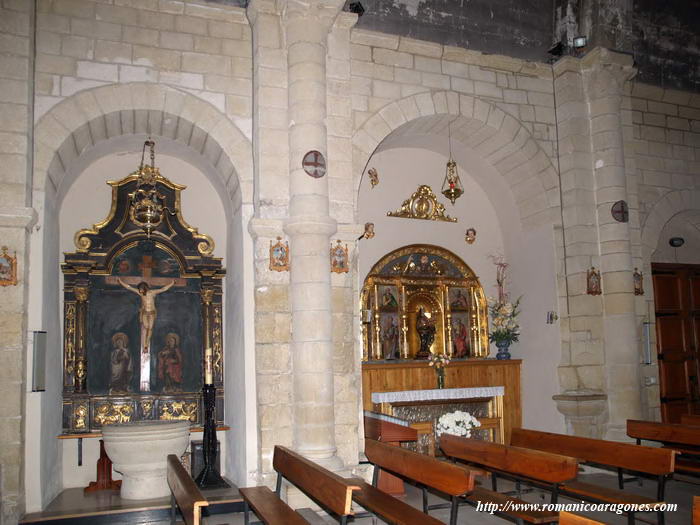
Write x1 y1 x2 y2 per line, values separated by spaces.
0 246 17 286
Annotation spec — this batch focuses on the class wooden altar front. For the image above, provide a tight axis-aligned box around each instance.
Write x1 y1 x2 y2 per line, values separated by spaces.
361 359 521 444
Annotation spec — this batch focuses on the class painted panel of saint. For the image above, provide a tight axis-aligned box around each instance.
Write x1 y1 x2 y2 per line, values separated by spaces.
378 285 399 311
158 332 183 393
451 312 470 358
109 332 133 394
380 313 400 360
449 287 470 310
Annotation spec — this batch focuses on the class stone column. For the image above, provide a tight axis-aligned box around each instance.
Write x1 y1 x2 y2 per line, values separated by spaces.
282 0 346 469
0 0 35 522
581 48 639 441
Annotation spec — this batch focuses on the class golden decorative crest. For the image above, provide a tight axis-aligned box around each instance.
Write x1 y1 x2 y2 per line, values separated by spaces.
269 236 290 272
160 401 198 422
386 185 457 223
0 246 18 286
94 402 133 425
330 240 349 274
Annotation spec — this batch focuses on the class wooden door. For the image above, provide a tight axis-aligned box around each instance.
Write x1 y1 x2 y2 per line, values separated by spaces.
652 263 700 422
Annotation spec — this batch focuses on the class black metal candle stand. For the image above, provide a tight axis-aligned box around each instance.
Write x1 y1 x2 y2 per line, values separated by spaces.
195 384 229 489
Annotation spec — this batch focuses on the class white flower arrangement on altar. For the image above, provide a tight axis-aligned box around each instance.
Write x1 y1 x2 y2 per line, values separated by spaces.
436 410 481 438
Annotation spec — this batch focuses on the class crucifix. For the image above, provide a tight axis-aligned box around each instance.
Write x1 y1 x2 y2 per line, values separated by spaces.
109 254 185 392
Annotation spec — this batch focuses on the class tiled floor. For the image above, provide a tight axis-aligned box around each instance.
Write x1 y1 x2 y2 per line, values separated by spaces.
201 471 698 525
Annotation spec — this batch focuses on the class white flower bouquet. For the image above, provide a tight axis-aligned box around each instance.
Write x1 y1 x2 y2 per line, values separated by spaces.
436 410 481 438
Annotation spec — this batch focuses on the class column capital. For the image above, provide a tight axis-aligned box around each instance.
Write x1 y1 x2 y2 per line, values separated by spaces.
0 206 38 230
246 0 281 25
283 0 347 31
580 47 636 97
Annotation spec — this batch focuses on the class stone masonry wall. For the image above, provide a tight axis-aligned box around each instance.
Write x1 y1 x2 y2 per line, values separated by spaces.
34 0 252 132
0 0 34 523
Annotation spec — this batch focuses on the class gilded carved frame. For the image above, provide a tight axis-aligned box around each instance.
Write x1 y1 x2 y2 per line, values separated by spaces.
61 169 225 435
361 244 488 361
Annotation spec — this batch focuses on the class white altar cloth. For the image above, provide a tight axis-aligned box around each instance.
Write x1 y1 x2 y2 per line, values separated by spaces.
371 386 505 405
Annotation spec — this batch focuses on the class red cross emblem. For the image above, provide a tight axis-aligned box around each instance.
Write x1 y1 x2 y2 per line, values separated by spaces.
302 150 326 178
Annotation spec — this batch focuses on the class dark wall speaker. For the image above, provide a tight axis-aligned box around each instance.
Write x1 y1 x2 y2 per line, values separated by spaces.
32 331 47 392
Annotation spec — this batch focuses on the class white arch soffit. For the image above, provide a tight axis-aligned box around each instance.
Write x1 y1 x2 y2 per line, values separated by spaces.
352 91 560 229
33 82 253 207
641 189 700 260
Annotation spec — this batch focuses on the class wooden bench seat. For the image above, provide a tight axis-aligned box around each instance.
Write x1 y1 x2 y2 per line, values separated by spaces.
166 454 209 525
511 428 675 525
627 419 700 481
347 478 444 525
270 445 359 525
440 434 575 524
680 414 700 426
239 486 311 525
559 512 605 525
364 438 478 525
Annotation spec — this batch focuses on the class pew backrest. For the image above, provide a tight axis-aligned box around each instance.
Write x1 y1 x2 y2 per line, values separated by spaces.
627 419 700 447
511 428 676 475
364 438 476 496
440 433 578 484
680 414 700 427
363 413 418 442
559 511 605 525
273 445 358 517
166 455 208 525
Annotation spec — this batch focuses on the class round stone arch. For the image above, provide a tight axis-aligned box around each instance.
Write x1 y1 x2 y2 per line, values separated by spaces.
352 91 560 228
27 83 256 493
641 189 700 261
33 82 253 206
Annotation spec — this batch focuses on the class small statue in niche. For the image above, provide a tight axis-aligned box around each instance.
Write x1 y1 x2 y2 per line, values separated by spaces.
157 332 183 393
633 268 644 296
587 267 602 296
367 167 379 188
109 332 133 394
414 307 436 360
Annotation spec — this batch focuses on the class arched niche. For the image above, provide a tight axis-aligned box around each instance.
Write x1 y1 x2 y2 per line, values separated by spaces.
361 244 488 361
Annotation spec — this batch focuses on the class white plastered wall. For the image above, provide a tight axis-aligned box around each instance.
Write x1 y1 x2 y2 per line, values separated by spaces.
358 141 564 433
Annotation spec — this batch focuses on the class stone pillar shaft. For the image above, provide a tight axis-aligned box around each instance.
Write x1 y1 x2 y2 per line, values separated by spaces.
582 48 640 439
283 2 343 465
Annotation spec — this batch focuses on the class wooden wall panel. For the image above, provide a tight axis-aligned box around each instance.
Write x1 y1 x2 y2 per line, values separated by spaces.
362 360 521 443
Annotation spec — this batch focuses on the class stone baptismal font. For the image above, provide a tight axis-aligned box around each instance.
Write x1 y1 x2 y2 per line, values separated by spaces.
102 420 190 500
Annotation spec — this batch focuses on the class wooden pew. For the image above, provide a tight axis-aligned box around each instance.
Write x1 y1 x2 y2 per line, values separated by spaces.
511 427 675 491
680 414 700 426
166 454 209 525
363 411 418 495
364 438 478 525
627 419 700 477
559 512 605 525
239 486 314 525
693 495 700 525
270 446 358 525
440 434 576 524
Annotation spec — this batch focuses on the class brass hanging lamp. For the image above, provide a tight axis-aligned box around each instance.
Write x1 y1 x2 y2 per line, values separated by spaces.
441 118 464 205
128 139 176 237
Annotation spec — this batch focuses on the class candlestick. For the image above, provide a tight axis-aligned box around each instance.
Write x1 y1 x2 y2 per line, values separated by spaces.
204 347 213 384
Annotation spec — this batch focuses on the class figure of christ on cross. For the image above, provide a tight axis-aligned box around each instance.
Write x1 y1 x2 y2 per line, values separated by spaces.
111 254 184 391
118 278 174 391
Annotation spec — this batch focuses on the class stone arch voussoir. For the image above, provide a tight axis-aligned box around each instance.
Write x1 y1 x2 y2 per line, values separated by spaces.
33 82 253 206
641 189 700 260
352 91 559 228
